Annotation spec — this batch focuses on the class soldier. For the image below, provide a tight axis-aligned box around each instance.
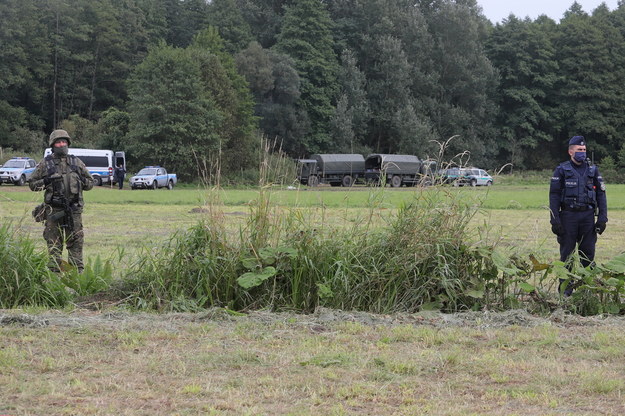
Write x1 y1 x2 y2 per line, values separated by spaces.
549 135 608 294
30 130 94 273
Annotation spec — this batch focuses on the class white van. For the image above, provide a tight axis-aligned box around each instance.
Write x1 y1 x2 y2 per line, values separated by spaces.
43 148 126 186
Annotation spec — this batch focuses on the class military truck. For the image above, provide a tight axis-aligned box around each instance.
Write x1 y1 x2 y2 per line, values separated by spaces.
296 154 365 187
364 154 436 187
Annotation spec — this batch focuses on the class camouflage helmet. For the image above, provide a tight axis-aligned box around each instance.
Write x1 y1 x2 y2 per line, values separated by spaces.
49 129 71 147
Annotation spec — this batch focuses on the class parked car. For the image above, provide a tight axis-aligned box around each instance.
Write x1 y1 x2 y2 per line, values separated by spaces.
129 166 177 190
460 168 493 186
439 167 493 186
0 157 37 186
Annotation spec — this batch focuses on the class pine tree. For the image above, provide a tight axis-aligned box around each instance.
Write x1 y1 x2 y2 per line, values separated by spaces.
275 0 339 154
207 0 254 54
486 16 559 168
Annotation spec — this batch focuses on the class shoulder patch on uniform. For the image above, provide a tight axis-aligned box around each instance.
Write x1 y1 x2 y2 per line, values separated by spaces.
551 176 559 181
601 183 606 191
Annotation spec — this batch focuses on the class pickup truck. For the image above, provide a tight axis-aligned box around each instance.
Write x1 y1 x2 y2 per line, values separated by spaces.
0 157 37 186
129 166 177 190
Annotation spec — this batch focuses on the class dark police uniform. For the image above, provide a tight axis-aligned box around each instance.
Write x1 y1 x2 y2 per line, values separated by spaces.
549 137 607 272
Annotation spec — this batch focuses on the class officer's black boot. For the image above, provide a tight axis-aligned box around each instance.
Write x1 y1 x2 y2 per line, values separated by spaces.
558 278 574 297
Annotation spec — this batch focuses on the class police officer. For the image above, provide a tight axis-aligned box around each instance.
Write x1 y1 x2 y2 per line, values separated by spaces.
549 135 607 292
30 130 94 273
114 164 126 189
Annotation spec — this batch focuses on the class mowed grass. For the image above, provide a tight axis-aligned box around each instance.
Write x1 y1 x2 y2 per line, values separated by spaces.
1 313 625 415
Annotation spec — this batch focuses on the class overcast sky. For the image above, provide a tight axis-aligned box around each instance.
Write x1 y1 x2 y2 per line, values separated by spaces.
478 0 620 23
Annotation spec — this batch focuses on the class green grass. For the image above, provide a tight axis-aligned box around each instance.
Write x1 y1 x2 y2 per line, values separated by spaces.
4 181 625 209
2 181 625 313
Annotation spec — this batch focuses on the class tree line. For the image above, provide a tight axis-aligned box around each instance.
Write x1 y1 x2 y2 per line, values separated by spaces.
2 0 625 180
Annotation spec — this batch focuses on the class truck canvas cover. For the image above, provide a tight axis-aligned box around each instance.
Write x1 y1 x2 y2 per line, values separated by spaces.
311 154 365 175
365 154 421 175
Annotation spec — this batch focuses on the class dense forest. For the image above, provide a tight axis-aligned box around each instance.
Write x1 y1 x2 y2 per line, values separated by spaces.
2 0 625 180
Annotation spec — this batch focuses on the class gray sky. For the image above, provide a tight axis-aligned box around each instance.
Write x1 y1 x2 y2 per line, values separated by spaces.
478 0 620 23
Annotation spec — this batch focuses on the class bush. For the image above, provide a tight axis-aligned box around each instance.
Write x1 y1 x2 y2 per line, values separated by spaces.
0 222 70 308
118 185 502 313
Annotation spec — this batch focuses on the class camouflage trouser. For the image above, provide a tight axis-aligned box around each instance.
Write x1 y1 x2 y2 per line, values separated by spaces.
43 211 84 273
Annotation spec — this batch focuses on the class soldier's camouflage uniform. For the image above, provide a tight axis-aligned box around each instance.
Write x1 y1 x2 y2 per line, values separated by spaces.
30 153 94 272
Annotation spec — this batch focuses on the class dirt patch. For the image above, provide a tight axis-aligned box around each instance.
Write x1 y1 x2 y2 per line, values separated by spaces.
188 207 247 215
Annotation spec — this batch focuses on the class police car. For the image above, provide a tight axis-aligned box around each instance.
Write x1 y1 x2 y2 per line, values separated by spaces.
0 157 37 186
439 167 493 186
458 168 493 187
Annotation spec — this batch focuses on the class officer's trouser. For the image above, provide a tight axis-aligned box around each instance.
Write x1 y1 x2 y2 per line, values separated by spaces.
43 211 84 273
559 209 597 268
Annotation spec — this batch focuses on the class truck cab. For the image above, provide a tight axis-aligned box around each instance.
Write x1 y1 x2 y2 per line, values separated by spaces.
296 159 319 186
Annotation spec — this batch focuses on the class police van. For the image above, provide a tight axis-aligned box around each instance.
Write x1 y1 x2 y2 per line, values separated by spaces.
0 157 37 185
43 148 126 186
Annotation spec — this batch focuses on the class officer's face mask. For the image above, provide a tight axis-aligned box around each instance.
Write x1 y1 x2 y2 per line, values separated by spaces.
53 145 69 156
573 151 587 163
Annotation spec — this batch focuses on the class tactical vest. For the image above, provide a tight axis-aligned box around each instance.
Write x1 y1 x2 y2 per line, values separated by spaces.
44 154 79 176
44 154 81 206
559 161 597 209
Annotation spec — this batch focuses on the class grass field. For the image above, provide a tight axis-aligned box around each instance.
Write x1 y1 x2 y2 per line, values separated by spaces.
2 183 624 267
1 309 625 415
2 182 625 415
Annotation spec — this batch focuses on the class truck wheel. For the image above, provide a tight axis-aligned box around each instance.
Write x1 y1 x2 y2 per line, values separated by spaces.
341 175 353 187
391 175 402 188
15 175 25 186
486 180 492 186
93 176 102 186
308 175 319 187
152 181 158 190
167 180 174 190
470 179 477 187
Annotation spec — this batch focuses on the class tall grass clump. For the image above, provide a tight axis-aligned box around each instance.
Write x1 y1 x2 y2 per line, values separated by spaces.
119 135 505 312
317 189 488 312
0 222 70 308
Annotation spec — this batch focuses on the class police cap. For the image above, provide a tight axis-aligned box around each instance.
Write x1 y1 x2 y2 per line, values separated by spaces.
569 135 585 146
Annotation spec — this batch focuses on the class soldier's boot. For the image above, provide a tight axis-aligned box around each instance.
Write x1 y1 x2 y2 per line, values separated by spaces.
44 230 64 273
66 227 85 274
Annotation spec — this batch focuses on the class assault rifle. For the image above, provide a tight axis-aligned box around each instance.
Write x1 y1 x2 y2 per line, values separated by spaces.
48 175 75 232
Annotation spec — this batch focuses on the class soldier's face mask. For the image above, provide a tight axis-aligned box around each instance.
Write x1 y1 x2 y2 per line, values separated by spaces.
573 151 587 163
53 145 69 156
